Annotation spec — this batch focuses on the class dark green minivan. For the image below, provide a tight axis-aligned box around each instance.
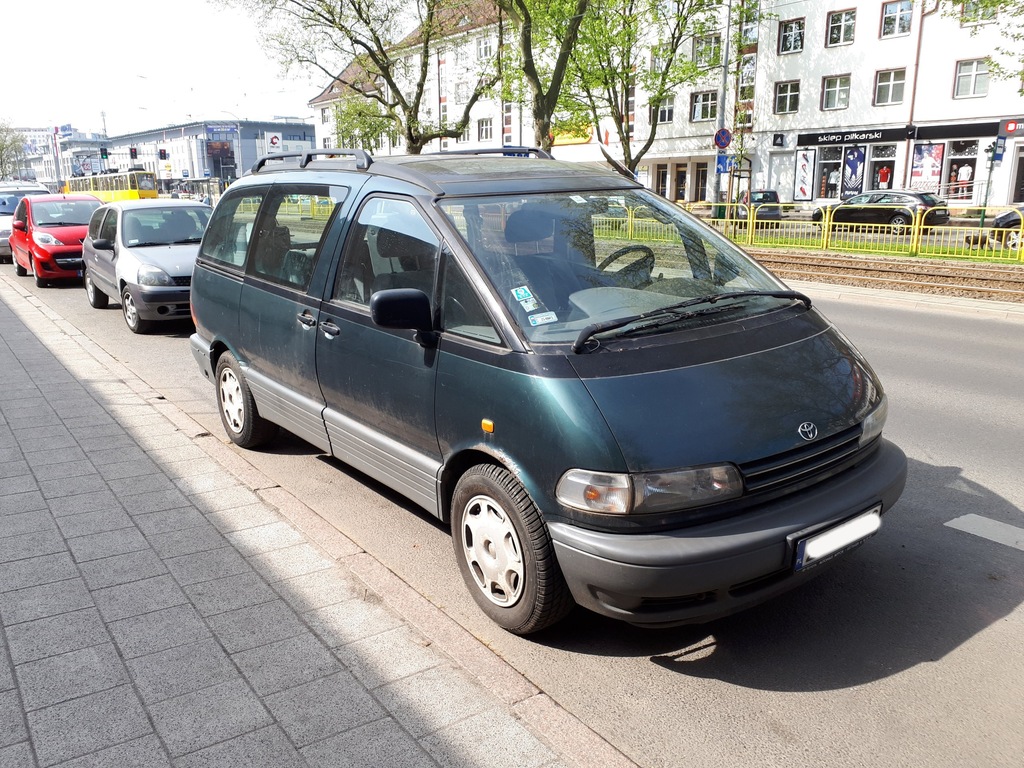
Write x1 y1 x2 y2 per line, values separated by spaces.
189 149 906 635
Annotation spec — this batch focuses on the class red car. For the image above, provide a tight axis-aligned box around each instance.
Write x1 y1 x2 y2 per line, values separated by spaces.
9 194 101 286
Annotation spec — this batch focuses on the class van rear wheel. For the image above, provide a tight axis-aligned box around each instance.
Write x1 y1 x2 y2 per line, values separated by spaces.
215 352 278 448
451 464 574 635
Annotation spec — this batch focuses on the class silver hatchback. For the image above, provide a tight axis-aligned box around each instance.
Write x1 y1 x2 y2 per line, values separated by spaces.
82 199 211 333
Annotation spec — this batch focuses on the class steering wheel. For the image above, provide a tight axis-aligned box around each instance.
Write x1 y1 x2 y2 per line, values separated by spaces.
598 245 656 287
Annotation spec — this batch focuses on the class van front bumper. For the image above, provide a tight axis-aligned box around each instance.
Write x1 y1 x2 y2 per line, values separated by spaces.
548 439 907 627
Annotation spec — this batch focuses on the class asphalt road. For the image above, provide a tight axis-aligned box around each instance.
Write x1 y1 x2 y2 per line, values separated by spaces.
4 272 1022 768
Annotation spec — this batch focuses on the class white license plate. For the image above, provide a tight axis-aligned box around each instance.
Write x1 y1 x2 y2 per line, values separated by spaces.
794 506 882 571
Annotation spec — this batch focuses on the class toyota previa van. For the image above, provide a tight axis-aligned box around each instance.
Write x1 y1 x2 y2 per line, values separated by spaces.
189 149 906 635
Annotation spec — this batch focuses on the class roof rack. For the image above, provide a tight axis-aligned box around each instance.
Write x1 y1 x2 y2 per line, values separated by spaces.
250 148 373 175
434 147 552 159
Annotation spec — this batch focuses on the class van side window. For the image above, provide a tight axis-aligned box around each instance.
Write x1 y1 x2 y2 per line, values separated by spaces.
199 192 265 269
250 185 348 290
441 256 501 345
334 198 439 305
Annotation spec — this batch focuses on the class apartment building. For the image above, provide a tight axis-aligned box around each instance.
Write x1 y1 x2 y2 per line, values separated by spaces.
309 0 1024 207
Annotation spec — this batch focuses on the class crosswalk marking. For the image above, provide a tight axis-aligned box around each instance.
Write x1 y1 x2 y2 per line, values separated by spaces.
945 514 1024 552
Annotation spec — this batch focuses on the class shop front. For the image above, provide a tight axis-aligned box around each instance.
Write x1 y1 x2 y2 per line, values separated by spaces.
795 127 911 202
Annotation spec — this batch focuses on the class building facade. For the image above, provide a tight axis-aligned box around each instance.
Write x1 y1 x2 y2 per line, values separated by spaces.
19 120 315 193
308 0 1024 208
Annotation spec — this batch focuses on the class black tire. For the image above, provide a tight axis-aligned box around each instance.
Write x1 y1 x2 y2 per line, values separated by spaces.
889 214 910 235
451 464 574 635
31 258 47 287
84 268 109 309
14 258 27 277
214 351 278 448
121 287 151 333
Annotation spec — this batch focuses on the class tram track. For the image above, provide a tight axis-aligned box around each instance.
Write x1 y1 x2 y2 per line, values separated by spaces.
750 250 1024 303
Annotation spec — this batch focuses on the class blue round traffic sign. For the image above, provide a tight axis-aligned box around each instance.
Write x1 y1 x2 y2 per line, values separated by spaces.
714 128 732 149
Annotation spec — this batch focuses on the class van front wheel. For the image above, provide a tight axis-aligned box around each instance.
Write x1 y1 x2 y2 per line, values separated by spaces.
215 352 278 448
451 465 574 635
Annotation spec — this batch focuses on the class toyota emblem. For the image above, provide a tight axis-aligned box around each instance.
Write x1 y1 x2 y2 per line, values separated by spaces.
798 422 818 441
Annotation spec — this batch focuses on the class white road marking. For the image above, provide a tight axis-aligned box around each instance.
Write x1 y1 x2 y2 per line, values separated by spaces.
945 514 1024 552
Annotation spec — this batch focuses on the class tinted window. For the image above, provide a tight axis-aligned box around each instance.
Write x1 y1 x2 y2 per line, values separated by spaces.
87 207 108 239
99 209 118 242
334 197 439 305
249 184 348 290
441 256 501 345
199 190 266 269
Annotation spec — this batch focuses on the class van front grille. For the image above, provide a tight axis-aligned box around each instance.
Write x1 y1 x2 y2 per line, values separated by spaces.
739 425 865 494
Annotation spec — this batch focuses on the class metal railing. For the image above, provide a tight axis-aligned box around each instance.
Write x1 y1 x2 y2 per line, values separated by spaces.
666 202 1024 264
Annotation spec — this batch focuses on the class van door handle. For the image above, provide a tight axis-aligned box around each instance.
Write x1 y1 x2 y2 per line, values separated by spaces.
318 320 341 338
297 311 316 327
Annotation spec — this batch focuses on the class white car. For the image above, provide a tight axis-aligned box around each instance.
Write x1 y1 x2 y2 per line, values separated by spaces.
0 182 50 263
82 199 212 333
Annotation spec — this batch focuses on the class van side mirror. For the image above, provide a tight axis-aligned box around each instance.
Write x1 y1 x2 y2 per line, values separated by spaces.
369 288 437 346
92 238 114 251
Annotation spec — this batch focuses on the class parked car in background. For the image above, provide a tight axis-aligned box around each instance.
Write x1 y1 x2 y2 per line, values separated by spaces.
736 189 783 224
0 182 51 263
82 200 212 333
990 204 1023 251
188 147 906 636
812 190 949 234
9 194 102 286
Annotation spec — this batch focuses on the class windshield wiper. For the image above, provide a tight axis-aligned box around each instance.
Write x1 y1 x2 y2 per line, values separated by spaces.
570 290 812 354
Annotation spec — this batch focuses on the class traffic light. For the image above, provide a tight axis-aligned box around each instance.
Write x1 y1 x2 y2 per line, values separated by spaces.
130 147 138 159
158 148 167 160
100 147 108 159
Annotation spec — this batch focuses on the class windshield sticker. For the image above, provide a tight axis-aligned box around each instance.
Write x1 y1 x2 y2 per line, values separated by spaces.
570 195 587 203
519 297 539 312
528 312 558 326
511 286 534 302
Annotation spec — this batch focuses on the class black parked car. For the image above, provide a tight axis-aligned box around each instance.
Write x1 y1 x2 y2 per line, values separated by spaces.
736 189 783 225
991 204 1023 251
812 190 949 234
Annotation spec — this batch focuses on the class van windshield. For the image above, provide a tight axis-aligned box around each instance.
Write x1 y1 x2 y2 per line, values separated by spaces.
438 189 787 344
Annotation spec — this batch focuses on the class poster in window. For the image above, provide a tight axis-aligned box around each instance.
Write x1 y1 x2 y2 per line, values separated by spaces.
793 148 816 201
841 145 866 199
911 143 944 192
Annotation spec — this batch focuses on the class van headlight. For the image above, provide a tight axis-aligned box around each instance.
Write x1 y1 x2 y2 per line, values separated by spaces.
556 465 743 515
137 264 174 286
859 395 888 447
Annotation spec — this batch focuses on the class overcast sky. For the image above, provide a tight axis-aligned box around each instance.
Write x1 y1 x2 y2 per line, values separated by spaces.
5 0 321 135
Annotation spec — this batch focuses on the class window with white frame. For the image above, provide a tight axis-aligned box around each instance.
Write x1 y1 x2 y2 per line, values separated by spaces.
651 45 669 72
461 124 470 142
653 95 675 123
478 118 493 141
690 91 717 121
874 68 905 104
774 81 800 113
454 81 469 103
735 107 752 128
440 103 449 149
741 18 758 45
961 1 996 24
954 59 989 97
321 107 330 124
827 9 856 46
694 34 721 68
477 37 492 59
624 83 636 136
822 75 851 110
779 19 805 53
739 54 756 100
322 137 332 148
881 1 912 37
503 102 513 144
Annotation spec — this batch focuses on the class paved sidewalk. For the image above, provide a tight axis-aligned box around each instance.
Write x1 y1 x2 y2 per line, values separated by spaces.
0 281 636 767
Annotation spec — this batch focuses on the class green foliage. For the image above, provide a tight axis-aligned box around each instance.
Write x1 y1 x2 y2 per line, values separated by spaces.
0 121 28 179
560 0 721 171
941 0 1024 94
